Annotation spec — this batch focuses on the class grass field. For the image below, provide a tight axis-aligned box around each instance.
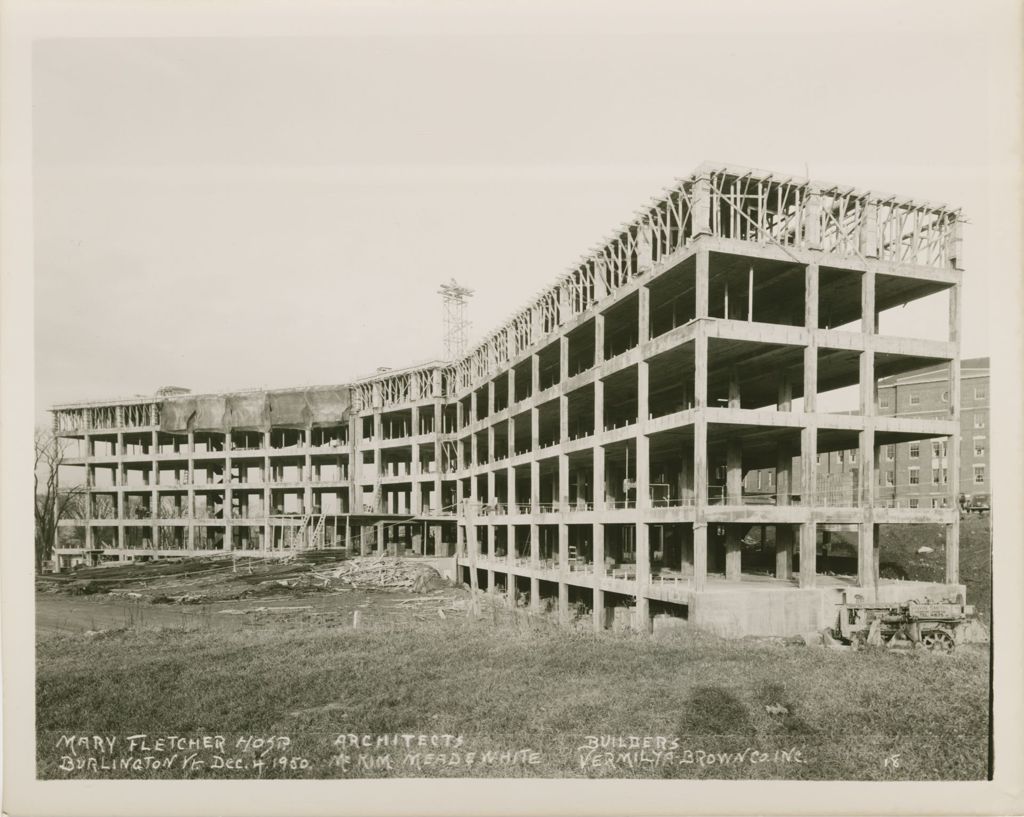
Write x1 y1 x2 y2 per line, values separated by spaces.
37 606 989 781
36 516 992 781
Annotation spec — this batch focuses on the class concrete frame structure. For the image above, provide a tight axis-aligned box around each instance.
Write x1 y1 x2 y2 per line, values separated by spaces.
52 163 968 636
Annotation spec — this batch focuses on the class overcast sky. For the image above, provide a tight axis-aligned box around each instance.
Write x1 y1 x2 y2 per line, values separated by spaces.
33 1 1010 422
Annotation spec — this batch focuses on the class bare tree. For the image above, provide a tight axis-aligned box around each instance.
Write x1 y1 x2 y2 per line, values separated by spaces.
34 427 86 572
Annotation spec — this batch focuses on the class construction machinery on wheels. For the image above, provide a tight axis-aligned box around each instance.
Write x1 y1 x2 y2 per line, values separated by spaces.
834 598 976 651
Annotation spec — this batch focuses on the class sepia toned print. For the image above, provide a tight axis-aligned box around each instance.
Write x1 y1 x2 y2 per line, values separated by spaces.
14 4 1014 810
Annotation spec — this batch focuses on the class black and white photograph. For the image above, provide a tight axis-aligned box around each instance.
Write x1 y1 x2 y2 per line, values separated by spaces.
2 1 1022 815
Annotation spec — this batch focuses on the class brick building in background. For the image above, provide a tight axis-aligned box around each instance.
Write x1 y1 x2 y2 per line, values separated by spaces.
876 357 989 510
745 358 989 511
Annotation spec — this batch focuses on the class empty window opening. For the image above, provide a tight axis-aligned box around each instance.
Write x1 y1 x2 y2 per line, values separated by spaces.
709 253 804 326
513 360 533 404
193 432 225 453
537 400 560 449
474 385 490 422
706 340 804 411
567 384 595 440
567 320 596 376
382 410 413 440
875 275 951 341
566 453 594 511
537 341 561 392
492 421 510 461
492 375 509 413
603 292 640 359
602 366 638 430
648 346 695 419
270 429 304 450
648 261 696 338
818 267 864 331
602 441 637 509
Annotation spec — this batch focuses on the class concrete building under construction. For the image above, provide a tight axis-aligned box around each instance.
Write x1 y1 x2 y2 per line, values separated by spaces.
51 162 968 636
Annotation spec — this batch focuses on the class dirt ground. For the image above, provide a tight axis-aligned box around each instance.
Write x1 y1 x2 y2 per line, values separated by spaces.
36 554 472 636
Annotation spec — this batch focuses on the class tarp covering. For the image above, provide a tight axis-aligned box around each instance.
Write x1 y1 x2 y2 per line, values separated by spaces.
226 392 271 431
160 398 197 434
268 391 311 428
161 386 352 433
193 396 227 432
307 386 352 426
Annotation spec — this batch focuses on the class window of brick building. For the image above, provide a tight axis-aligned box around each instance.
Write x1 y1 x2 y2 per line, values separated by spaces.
909 498 919 509
909 443 919 459
974 415 985 429
909 467 920 485
974 437 986 457
909 392 920 406
974 465 986 484
975 386 987 400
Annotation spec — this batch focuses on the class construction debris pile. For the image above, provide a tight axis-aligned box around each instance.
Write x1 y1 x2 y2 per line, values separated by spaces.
35 554 455 605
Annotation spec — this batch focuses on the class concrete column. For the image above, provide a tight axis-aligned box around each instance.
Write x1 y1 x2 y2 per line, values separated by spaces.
777 370 793 411
558 453 569 512
559 335 569 385
594 377 605 436
630 528 647 634
804 190 822 250
530 460 540 513
804 263 820 410
695 249 709 318
593 443 606 511
594 313 605 365
725 438 743 580
858 428 877 590
150 430 159 551
636 434 649 512
531 407 540 450
636 521 650 592
638 285 650 345
724 527 742 582
800 426 817 588
506 462 515 510
558 519 569 573
799 522 817 588
693 523 708 592
531 353 540 397
776 441 791 507
558 580 569 624
529 520 540 611
593 587 605 632
860 202 879 259
693 321 709 591
559 394 569 444
726 439 742 504
376 520 385 556
691 175 711 237
262 430 271 552
946 282 962 583
775 525 793 580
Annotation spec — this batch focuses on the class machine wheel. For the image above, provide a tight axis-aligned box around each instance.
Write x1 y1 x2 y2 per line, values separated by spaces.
920 628 956 652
